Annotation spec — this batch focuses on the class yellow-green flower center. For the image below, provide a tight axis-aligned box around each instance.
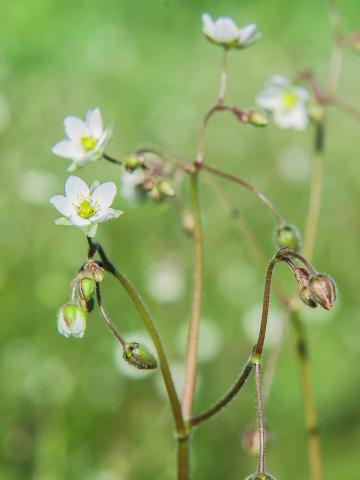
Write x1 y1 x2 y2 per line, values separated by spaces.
81 136 97 152
282 91 298 109
77 200 96 219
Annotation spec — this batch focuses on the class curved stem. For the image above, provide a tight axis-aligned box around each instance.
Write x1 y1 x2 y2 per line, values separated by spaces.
91 239 186 437
103 153 123 165
134 147 192 173
199 161 284 226
190 358 253 427
291 310 322 480
327 97 360 122
303 122 324 259
182 173 203 420
95 283 127 348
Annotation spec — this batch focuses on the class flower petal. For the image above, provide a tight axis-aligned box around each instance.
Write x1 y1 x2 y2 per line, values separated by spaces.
202 13 214 36
81 223 98 237
52 140 84 161
68 214 91 226
213 17 239 42
49 195 73 216
55 217 72 226
91 182 117 208
65 176 90 202
64 116 90 140
86 108 103 139
274 104 308 130
238 23 257 43
91 208 123 223
256 89 283 111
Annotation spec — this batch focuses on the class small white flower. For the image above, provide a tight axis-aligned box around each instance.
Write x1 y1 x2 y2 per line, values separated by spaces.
120 169 145 202
57 304 86 338
256 75 309 130
50 176 123 237
52 108 113 171
201 13 260 49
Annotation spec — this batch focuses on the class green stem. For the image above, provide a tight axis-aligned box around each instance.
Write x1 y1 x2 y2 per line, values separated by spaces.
182 173 203 420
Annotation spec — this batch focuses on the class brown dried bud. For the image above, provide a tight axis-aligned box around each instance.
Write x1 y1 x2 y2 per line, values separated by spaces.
299 285 318 308
309 274 337 310
84 260 105 283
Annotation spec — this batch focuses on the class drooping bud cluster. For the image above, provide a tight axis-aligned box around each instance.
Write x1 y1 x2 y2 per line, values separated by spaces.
274 223 301 252
123 342 158 370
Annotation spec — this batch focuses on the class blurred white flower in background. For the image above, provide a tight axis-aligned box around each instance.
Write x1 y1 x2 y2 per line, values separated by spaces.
50 176 123 237
120 169 145 202
52 108 113 171
241 304 284 348
113 330 156 380
278 146 310 183
176 318 224 363
256 75 309 130
202 14 260 49
145 259 185 303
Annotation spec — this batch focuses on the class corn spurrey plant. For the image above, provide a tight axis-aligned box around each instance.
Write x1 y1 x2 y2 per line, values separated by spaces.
48 4 358 480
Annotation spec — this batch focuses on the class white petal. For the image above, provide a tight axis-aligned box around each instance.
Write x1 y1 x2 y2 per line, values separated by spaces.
213 17 239 42
64 116 90 140
68 214 91 226
293 86 309 101
65 176 90 202
52 140 84 161
238 23 257 43
86 108 103 139
49 195 73 216
90 180 101 193
82 223 98 237
91 182 117 208
268 75 290 89
91 208 123 223
274 104 308 130
256 89 283 111
202 13 214 36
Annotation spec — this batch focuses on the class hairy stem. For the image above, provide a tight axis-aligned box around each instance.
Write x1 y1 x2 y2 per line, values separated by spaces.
190 358 253 427
254 362 266 474
303 122 324 259
291 310 322 480
103 153 123 165
182 173 203 420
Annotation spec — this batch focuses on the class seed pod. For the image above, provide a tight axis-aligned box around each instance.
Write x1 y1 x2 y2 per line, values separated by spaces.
79 277 94 301
58 304 86 338
123 342 158 370
274 224 301 252
123 154 144 172
309 274 337 310
245 474 276 480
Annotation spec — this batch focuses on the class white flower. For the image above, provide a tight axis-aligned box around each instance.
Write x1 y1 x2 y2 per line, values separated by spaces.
201 13 260 48
57 304 86 338
120 169 145 202
50 176 123 237
256 75 309 130
52 108 113 171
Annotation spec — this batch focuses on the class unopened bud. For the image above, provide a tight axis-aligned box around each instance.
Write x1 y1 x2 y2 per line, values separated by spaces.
308 101 325 124
78 277 95 312
300 285 318 308
181 212 195 236
275 224 301 252
84 260 105 283
148 186 161 201
248 110 268 127
123 154 145 172
123 342 158 370
245 474 276 480
309 274 337 310
158 180 175 198
58 304 86 338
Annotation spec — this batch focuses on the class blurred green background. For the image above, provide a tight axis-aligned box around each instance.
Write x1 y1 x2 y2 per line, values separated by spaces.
0 0 359 479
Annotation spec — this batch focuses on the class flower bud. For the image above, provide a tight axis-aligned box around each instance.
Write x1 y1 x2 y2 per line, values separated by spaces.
57 304 86 338
248 110 268 127
78 277 95 312
123 342 158 370
148 186 161 201
309 274 337 310
84 260 105 283
158 180 175 198
123 154 144 172
299 285 318 308
274 224 301 252
181 212 195 236
245 474 276 480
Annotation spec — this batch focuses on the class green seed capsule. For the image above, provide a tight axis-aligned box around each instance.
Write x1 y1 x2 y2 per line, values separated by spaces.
123 154 144 172
80 277 94 302
275 224 301 252
123 342 158 370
